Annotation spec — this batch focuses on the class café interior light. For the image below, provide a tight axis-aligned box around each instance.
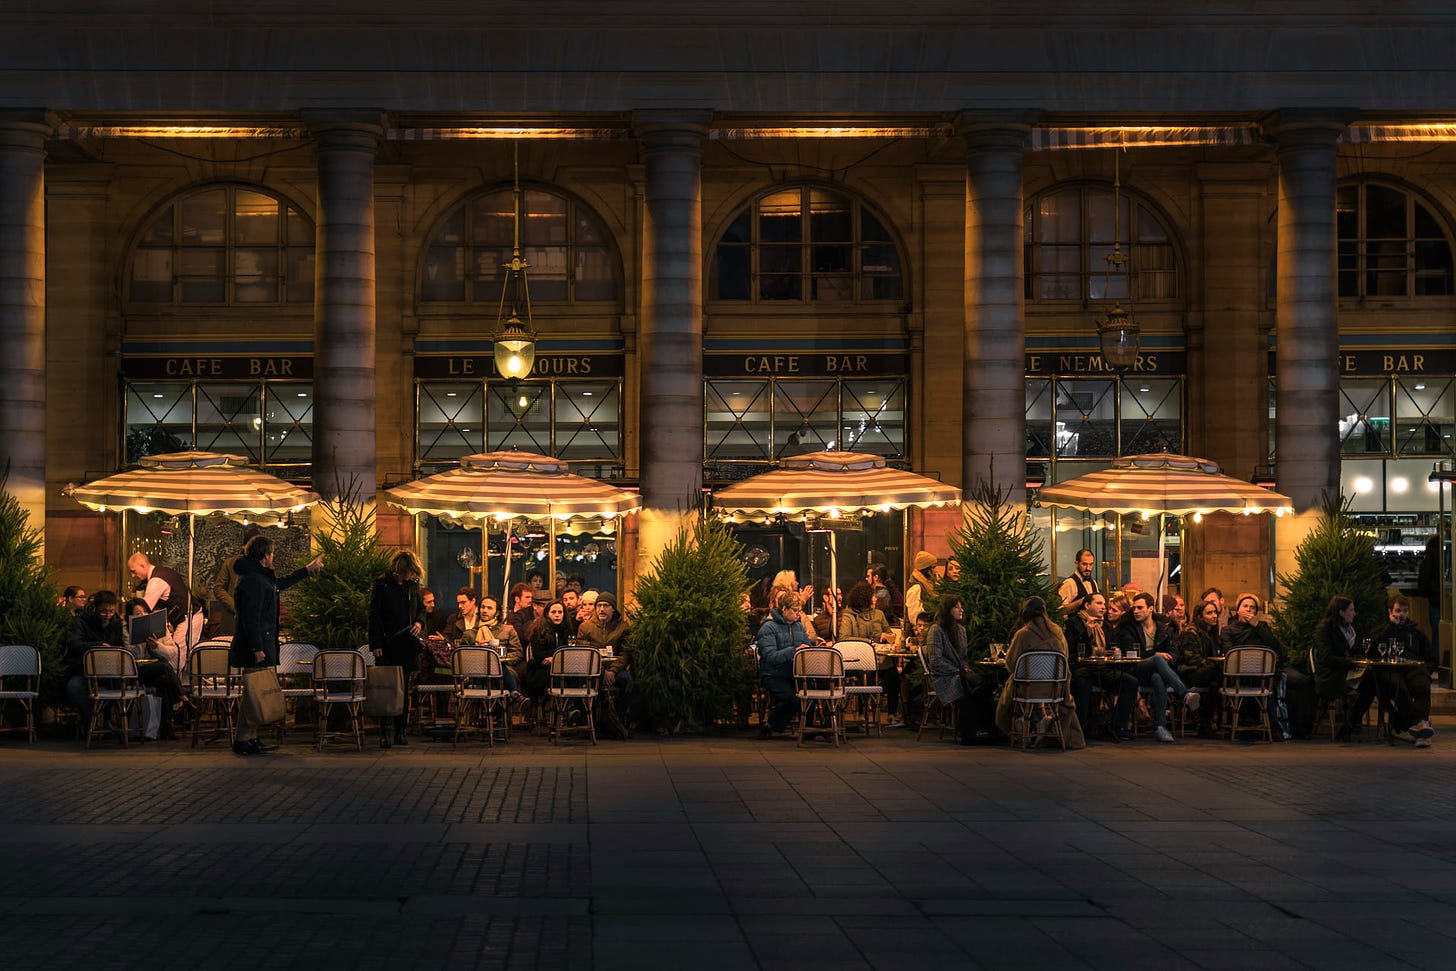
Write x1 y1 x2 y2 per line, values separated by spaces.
492 143 537 381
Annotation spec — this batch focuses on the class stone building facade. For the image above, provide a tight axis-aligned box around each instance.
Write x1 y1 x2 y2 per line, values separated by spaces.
3 4 1455 603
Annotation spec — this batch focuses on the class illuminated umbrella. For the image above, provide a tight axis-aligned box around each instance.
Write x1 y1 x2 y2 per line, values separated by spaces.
712 451 960 522
712 451 960 637
383 450 641 599
1036 452 1294 598
66 450 318 649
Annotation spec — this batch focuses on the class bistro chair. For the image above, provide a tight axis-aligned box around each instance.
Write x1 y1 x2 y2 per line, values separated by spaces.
84 647 146 748
312 650 367 752
1220 646 1278 743
914 638 956 742
1006 650 1069 751
548 647 602 745
274 642 318 738
836 639 883 736
452 647 510 747
187 645 241 748
793 646 846 747
1309 647 1371 740
0 644 41 744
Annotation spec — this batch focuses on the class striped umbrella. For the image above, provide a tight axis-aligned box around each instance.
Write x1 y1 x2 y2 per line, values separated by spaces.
384 451 641 601
384 451 640 522
1036 452 1293 517
1036 452 1293 600
711 451 960 522
67 450 316 519
66 451 318 653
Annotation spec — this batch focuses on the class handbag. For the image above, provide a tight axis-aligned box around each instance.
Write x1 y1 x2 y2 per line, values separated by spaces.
363 665 406 717
243 668 286 726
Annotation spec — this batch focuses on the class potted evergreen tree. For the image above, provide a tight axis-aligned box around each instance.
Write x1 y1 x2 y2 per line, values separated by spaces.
628 517 753 733
939 479 1061 660
287 489 393 652
1272 493 1388 669
0 479 70 727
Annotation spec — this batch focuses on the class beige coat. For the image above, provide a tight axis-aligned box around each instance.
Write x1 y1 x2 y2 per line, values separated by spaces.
994 620 1085 749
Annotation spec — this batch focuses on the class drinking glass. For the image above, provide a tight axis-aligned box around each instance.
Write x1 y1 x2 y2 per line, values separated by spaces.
1360 637 1372 659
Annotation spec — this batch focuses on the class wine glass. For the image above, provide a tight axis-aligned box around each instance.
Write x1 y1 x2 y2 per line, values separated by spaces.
1360 637 1372 659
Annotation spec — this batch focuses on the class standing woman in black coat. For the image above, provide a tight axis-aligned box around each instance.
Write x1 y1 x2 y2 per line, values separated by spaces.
369 550 427 747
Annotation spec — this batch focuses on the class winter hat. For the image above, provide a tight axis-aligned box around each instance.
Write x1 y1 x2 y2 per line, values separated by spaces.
580 590 599 605
913 550 938 572
595 592 618 609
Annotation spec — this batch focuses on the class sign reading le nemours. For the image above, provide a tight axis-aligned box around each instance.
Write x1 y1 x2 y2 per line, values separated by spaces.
415 353 626 380
1025 351 1185 375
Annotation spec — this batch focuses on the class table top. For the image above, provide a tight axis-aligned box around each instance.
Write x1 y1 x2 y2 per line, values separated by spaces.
1356 658 1427 668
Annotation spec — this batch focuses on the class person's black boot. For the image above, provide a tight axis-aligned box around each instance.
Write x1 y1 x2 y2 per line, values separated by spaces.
1335 721 1354 743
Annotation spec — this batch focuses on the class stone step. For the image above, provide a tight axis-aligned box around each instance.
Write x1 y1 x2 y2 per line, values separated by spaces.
1431 686 1456 714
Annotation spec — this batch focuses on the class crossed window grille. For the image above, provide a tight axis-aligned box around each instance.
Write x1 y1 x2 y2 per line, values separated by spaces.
416 380 621 472
1025 375 1184 471
123 380 312 472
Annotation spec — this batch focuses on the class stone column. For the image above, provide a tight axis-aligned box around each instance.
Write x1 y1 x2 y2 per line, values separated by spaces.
634 111 710 575
961 116 1034 508
1268 111 1349 588
308 115 381 503
0 113 51 548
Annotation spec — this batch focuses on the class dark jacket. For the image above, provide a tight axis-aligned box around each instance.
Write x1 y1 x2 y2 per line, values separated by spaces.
1370 619 1436 672
1114 615 1179 662
1312 620 1359 702
526 617 573 671
756 608 810 680
369 573 426 667
1177 624 1220 667
506 605 538 644
1220 619 1282 665
65 609 124 676
230 555 310 669
1064 610 1107 662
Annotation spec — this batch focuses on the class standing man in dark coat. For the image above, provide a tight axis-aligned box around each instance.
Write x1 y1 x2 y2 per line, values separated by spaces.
231 535 323 756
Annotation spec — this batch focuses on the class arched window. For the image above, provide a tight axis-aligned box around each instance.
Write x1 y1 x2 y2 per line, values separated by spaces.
712 185 904 302
1337 180 1454 298
1023 185 1177 303
420 187 617 304
127 184 314 305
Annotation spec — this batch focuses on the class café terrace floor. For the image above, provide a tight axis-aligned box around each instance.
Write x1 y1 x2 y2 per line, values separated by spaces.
2 720 1455 970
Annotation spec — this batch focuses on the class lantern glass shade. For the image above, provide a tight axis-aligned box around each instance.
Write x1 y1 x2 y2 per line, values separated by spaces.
1097 306 1140 372
492 320 536 380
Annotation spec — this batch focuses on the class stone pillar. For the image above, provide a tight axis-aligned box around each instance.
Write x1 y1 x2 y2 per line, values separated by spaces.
1269 111 1347 510
961 116 1034 508
1267 112 1348 589
634 111 709 575
308 116 381 503
0 113 51 549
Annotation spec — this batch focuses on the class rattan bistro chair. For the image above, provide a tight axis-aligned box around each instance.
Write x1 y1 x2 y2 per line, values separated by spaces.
0 644 41 744
452 647 510 747
1220 646 1278 743
312 650 367 751
548 647 602 745
188 645 242 747
915 638 955 741
84 648 147 748
794 646 846 747
835 639 884 736
1006 650 1069 751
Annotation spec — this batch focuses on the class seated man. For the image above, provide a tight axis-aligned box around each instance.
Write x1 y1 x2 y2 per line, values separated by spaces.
64 591 123 734
1113 592 1199 743
1366 593 1438 747
756 590 811 737
1065 592 1138 740
576 592 632 728
127 553 205 673
121 597 184 739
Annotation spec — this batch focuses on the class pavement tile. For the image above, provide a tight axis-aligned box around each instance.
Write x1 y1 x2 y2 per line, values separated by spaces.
4 725 1456 967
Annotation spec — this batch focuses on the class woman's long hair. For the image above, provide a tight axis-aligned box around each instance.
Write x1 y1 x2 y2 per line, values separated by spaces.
1015 595 1060 637
1320 595 1355 632
932 594 965 649
527 599 569 650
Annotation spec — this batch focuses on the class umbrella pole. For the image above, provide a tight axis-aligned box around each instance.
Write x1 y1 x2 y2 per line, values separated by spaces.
481 521 490 602
502 521 513 605
186 514 196 653
1156 513 1166 604
549 516 558 598
830 529 838 641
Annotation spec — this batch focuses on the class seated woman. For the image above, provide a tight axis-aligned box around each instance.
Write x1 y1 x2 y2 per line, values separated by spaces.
1177 600 1225 737
756 589 813 737
839 580 901 726
121 596 185 740
994 596 1084 748
924 594 975 745
521 599 573 706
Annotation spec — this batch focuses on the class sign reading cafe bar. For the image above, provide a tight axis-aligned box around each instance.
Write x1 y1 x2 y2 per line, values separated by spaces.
704 350 908 377
123 355 313 379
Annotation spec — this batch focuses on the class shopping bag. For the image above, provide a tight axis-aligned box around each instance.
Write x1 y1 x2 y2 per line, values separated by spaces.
363 665 406 717
243 668 286 725
134 695 163 740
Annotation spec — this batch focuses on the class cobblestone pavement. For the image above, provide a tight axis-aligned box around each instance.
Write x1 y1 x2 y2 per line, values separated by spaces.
3 723 1456 970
